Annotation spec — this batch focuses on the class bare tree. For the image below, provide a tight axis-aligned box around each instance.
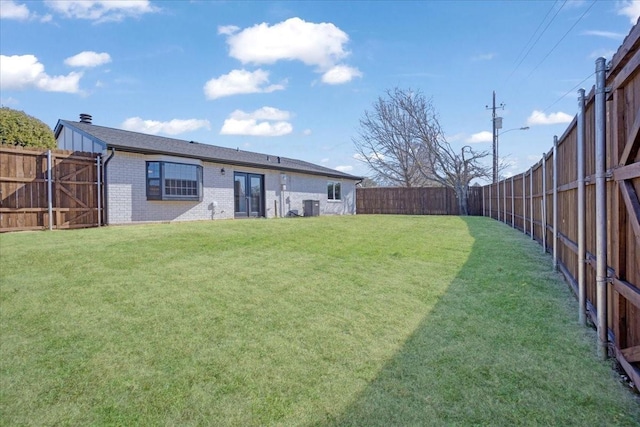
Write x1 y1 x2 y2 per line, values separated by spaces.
353 88 491 215
358 177 379 188
353 88 436 187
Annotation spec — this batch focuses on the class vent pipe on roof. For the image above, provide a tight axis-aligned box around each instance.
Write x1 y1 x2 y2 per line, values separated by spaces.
79 113 92 124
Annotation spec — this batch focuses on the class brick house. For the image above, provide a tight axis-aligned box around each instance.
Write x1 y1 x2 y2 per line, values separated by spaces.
54 117 361 224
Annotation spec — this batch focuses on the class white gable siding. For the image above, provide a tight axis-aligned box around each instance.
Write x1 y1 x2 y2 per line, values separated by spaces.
105 152 356 224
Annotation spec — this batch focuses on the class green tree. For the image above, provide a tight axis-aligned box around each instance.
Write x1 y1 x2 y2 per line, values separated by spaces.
0 107 56 149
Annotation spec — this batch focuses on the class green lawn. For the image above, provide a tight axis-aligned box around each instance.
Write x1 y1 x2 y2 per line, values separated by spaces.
0 216 638 426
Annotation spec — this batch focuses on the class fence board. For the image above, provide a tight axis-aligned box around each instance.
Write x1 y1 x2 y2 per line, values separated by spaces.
356 186 482 216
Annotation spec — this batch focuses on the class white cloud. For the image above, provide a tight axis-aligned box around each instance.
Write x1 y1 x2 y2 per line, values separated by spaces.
320 158 329 163
220 119 292 137
589 49 616 59
321 65 363 85
223 17 350 69
303 129 312 136
220 107 293 136
471 53 496 61
0 54 82 93
581 30 626 40
64 51 111 68
0 96 19 106
466 131 493 143
228 106 290 121
203 69 285 99
617 0 640 24
217 25 239 35
445 132 465 142
526 110 573 126
44 0 158 23
121 117 211 135
335 165 353 173
0 0 30 20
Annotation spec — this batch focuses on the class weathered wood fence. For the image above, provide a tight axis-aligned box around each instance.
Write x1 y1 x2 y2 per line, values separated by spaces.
0 145 102 232
356 186 482 215
482 23 639 388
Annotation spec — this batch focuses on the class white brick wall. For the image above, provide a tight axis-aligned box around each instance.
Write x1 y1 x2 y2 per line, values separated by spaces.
106 152 356 224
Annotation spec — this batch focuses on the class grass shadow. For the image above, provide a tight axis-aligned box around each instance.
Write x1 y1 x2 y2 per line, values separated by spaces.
324 216 640 426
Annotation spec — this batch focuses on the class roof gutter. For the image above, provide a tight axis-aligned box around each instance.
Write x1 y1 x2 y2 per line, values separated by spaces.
105 144 361 181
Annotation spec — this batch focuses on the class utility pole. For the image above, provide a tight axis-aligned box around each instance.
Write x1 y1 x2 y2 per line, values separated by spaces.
486 91 504 183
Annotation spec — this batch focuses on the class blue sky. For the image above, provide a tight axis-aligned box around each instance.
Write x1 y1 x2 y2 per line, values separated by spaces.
1 1 638 182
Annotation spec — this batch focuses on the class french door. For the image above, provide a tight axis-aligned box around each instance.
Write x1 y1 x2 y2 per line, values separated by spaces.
234 172 264 218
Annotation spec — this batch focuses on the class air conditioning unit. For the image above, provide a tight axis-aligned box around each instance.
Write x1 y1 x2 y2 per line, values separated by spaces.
303 200 320 217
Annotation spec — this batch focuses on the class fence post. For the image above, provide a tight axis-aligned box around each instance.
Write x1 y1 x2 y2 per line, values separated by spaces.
595 56 608 359
530 167 534 240
553 136 558 271
482 186 485 216
47 150 53 231
522 172 526 234
489 185 492 219
577 88 587 325
503 178 507 225
96 155 101 227
542 153 547 253
497 180 500 222
511 176 515 228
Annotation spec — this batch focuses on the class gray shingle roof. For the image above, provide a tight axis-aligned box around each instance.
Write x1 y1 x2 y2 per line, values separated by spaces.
56 120 361 181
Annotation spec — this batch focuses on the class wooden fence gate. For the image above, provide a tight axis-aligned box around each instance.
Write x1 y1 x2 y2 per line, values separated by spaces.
0 146 102 232
609 24 640 390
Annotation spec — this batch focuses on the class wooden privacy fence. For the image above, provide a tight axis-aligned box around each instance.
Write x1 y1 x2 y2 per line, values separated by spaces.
481 23 640 388
0 145 102 232
356 186 482 215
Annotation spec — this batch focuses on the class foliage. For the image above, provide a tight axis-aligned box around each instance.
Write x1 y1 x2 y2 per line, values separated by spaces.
0 107 56 149
353 88 491 214
1 217 638 426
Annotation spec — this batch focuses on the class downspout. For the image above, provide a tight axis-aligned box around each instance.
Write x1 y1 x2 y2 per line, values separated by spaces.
102 148 116 225
355 179 363 215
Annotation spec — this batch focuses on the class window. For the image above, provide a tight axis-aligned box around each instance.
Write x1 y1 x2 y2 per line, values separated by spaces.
146 161 202 201
327 181 341 200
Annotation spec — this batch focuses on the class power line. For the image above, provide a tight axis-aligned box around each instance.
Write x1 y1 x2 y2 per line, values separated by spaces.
510 1 559 70
525 0 597 80
506 0 567 83
540 71 595 114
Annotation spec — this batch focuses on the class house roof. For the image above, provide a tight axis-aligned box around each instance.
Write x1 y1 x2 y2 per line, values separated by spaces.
54 120 361 181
